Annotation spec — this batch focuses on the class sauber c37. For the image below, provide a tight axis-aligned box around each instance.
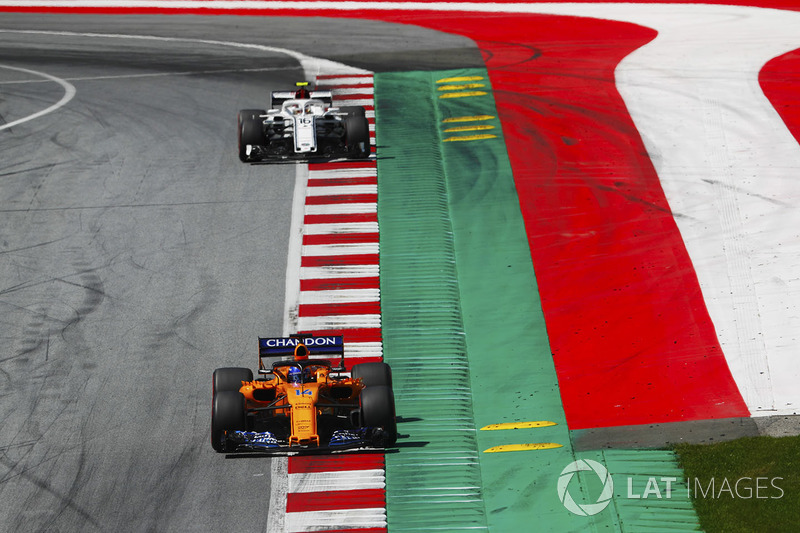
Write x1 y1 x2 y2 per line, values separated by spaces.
237 82 371 162
211 334 396 453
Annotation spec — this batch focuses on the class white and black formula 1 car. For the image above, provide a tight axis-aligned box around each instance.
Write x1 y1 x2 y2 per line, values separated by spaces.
237 82 371 162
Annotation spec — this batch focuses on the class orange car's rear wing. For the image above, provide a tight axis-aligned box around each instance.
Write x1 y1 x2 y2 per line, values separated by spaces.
258 334 345 371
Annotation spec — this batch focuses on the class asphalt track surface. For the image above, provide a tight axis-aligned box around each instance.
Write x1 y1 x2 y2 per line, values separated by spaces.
0 13 480 533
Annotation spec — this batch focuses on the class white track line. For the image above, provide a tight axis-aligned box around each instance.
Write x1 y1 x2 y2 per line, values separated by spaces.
0 64 76 131
283 164 308 337
266 452 288 533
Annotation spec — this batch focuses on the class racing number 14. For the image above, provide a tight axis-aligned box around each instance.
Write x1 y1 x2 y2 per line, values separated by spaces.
295 389 312 396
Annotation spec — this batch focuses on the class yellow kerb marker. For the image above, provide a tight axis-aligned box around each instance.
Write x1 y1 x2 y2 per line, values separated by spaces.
443 125 495 133
438 84 486 91
484 443 563 453
443 134 497 142
439 91 487 99
442 115 495 123
437 76 484 83
480 421 558 431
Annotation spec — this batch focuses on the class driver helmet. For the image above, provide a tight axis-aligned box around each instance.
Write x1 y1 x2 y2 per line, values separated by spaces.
287 366 302 384
295 82 311 99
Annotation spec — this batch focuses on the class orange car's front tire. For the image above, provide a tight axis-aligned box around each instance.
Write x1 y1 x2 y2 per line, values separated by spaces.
211 391 246 453
359 385 397 446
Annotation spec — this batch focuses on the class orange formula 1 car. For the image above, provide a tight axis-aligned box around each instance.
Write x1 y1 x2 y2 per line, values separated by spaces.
211 334 396 453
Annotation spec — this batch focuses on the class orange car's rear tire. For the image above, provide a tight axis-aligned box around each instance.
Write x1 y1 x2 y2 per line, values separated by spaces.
211 391 246 453
351 362 392 388
213 367 253 395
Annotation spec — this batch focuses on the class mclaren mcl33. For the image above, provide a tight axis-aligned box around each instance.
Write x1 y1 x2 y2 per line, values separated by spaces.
211 333 396 453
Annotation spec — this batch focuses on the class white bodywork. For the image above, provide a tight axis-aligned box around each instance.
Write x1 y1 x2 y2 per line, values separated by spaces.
267 98 334 154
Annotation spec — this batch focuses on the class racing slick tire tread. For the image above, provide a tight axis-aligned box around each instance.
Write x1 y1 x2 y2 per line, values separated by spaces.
344 114 371 159
359 385 397 446
351 362 392 388
238 108 267 162
211 391 247 453
213 367 253 395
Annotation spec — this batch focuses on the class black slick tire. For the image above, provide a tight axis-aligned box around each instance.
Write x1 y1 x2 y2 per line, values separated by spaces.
238 109 267 162
351 362 392 388
359 385 397 446
211 391 246 452
344 114 370 159
213 367 253 395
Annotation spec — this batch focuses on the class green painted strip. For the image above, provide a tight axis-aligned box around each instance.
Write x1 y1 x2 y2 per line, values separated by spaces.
375 69 700 533
375 71 488 532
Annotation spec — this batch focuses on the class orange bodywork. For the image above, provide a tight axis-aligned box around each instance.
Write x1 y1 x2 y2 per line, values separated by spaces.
238 360 364 447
